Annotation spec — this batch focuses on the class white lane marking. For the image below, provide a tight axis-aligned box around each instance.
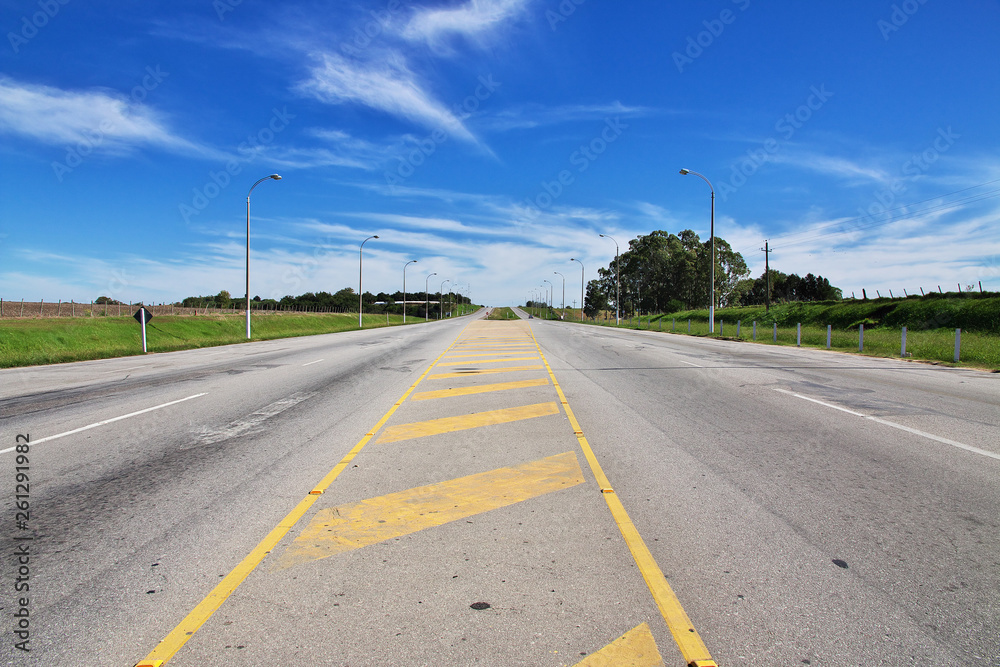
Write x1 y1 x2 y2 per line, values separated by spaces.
193 391 316 446
0 393 208 454
773 388 1000 461
302 359 325 367
678 360 703 367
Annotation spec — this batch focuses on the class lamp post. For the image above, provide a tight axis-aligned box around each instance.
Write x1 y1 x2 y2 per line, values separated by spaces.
542 279 553 318
440 279 450 319
402 260 417 324
554 271 566 312
425 272 437 321
359 235 379 328
570 258 584 320
599 234 620 325
680 168 715 332
245 174 281 339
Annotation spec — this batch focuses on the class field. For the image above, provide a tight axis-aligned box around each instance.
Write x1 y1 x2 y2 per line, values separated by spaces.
0 312 414 368
564 295 1000 371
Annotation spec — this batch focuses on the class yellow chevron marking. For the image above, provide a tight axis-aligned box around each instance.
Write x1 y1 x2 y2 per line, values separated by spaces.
376 402 559 444
276 451 584 568
572 623 664 667
411 378 550 401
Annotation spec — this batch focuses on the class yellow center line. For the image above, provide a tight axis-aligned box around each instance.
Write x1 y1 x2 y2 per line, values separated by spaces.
275 451 584 569
135 321 478 667
375 402 559 444
526 324 717 667
411 378 550 401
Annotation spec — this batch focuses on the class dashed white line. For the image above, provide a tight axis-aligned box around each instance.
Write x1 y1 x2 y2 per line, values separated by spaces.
302 359 325 367
0 393 208 454
678 360 703 367
773 388 1000 461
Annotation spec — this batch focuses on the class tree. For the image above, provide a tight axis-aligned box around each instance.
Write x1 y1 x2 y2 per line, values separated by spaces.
584 279 608 318
215 290 232 309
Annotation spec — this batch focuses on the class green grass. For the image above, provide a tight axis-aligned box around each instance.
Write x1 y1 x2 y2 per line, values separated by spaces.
0 312 417 368
485 307 517 320
569 298 1000 370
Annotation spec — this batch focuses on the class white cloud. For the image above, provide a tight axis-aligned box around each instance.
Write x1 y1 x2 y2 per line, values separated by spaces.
298 51 478 144
0 77 214 158
402 0 531 46
770 151 892 185
484 102 651 131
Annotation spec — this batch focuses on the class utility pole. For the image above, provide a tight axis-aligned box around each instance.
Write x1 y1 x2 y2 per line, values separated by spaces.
760 240 774 313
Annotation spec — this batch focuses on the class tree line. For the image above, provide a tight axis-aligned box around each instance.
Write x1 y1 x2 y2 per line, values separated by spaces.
177 288 470 317
581 229 841 318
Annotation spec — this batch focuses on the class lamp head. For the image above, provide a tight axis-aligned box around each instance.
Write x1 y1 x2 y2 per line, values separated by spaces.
599 234 606 238
373 235 379 239
269 174 282 180
679 169 690 175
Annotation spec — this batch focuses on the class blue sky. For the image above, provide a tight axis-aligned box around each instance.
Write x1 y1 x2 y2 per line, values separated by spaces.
2 0 999 308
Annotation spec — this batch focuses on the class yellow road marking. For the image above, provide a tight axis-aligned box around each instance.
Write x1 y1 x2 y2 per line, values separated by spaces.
428 365 543 379
275 451 584 568
376 402 559 444
443 350 537 358
411 378 550 401
573 623 664 667
527 326 717 667
436 356 539 366
134 323 475 667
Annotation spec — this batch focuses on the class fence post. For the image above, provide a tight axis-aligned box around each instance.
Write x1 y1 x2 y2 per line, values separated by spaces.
720 319 723 336
901 326 907 357
57 299 62 316
672 318 675 331
687 319 691 333
826 325 831 349
796 323 801 347
859 324 864 352
954 329 961 362
773 322 777 342
753 321 757 341
40 298 44 315
20 298 24 317
737 320 741 337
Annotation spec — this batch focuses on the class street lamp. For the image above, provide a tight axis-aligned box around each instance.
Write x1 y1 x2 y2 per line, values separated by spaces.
599 234 620 325
542 279 553 317
245 174 281 340
680 168 715 332
359 235 379 328
554 271 565 311
570 258 584 321
440 279 450 319
402 260 417 324
425 272 437 321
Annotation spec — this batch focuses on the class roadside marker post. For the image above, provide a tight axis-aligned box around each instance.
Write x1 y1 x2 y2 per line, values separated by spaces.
133 307 153 353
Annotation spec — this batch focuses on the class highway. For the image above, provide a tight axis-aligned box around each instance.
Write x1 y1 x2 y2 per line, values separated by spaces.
1 309 997 666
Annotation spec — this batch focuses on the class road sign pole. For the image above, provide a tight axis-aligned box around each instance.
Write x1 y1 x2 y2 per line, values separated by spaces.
141 310 148 353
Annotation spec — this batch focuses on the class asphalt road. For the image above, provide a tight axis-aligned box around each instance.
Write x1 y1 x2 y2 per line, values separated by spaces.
1 310 997 666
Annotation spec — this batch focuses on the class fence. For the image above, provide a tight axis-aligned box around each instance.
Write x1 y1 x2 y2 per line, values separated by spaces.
579 314 997 368
0 299 362 319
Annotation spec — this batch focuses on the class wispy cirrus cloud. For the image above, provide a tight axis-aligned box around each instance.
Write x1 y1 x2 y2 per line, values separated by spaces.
402 0 532 46
769 151 893 185
483 101 651 131
297 51 478 144
0 77 217 158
